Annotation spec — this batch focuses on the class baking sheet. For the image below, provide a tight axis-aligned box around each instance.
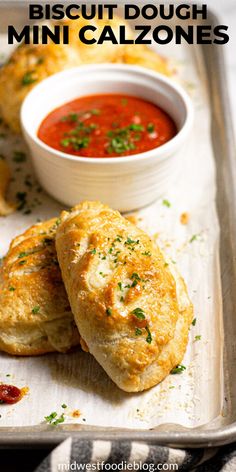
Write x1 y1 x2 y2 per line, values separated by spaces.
0 29 225 432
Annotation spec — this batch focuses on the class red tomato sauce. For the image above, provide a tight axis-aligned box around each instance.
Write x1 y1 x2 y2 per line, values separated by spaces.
38 94 177 158
0 384 22 404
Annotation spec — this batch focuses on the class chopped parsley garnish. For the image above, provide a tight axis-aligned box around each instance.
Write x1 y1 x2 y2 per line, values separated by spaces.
32 305 40 314
61 136 89 151
131 272 141 281
61 404 67 409
115 235 122 242
53 415 65 425
22 71 37 86
61 113 79 123
106 308 112 316
107 135 135 154
9 286 15 291
18 260 26 266
18 252 29 259
125 237 139 246
45 411 57 422
45 412 65 426
16 191 27 211
61 109 100 123
171 365 186 374
189 234 198 243
131 280 138 288
192 318 197 326
118 282 123 291
60 120 97 151
91 109 100 115
142 251 151 257
135 328 142 336
162 199 171 208
147 123 155 133
106 122 146 155
69 123 97 135
13 151 26 163
90 248 96 254
145 326 152 344
131 308 146 320
121 98 128 106
129 124 144 132
194 335 201 342
131 273 141 287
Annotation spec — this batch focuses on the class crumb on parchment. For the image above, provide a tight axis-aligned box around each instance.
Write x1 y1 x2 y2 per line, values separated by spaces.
180 212 189 225
71 409 81 418
20 386 29 397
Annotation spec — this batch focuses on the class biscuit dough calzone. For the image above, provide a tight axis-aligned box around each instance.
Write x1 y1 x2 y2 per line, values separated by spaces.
56 201 193 392
0 218 80 355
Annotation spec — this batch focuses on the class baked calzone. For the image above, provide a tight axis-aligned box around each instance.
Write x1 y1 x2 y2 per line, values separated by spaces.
0 218 80 355
56 201 193 392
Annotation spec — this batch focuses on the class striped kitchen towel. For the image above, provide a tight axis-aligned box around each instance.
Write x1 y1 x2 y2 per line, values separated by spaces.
33 438 236 471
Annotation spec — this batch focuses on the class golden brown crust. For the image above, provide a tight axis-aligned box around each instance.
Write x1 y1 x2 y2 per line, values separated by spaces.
56 201 193 392
0 218 80 355
0 159 16 216
0 43 81 133
0 17 170 133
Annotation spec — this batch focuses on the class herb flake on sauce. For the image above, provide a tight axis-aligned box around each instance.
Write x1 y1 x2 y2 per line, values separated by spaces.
38 94 177 158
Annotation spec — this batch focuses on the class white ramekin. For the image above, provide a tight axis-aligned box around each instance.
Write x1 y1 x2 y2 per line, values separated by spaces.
21 64 193 212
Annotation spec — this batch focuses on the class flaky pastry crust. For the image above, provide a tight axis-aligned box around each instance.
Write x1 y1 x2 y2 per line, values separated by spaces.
0 218 80 355
56 201 193 392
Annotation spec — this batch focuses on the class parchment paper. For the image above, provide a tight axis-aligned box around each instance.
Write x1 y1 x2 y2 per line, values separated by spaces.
0 36 224 429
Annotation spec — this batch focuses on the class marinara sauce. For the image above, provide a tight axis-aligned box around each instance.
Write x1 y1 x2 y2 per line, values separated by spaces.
38 94 177 158
0 384 22 404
